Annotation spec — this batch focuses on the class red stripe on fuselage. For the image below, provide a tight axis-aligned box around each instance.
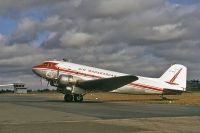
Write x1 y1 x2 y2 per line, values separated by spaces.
129 83 163 92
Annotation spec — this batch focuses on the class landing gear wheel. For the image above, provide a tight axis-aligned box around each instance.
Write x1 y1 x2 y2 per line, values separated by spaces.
64 94 73 102
74 94 83 102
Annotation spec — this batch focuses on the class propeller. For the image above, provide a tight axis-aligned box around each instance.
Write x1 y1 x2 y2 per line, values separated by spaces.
40 77 43 89
46 81 50 89
56 67 60 79
40 76 50 90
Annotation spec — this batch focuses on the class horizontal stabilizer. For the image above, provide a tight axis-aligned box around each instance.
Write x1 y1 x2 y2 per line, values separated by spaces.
77 75 138 91
163 88 183 95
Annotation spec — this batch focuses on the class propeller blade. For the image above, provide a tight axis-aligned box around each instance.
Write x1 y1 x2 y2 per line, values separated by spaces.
57 67 60 79
40 77 43 89
46 81 50 89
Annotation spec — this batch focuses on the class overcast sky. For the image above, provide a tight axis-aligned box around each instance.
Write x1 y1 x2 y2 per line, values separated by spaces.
0 0 199 89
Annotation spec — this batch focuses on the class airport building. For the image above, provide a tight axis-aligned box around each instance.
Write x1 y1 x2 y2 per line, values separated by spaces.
13 83 27 94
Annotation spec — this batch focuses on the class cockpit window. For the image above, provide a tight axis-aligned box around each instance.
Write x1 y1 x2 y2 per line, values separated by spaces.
43 63 48 66
43 62 52 68
48 63 52 68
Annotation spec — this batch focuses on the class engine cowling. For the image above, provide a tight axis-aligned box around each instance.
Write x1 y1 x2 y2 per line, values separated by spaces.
58 75 76 86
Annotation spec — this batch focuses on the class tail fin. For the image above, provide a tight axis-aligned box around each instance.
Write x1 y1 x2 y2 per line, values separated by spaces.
159 64 187 90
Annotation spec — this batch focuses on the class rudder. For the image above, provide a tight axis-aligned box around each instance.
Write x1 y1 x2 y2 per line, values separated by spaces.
159 64 187 90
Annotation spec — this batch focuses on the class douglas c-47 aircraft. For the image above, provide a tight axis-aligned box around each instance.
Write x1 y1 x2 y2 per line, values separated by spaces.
32 60 187 102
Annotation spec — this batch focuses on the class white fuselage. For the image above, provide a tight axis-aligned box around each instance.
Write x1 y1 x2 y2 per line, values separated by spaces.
35 61 184 94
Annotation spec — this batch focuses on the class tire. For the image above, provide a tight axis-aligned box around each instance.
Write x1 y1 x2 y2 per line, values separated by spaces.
64 94 73 102
74 94 83 102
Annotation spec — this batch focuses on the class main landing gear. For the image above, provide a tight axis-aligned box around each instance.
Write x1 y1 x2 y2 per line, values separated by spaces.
64 94 83 102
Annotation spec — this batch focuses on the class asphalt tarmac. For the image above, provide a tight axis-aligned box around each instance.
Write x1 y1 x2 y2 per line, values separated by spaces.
0 94 200 133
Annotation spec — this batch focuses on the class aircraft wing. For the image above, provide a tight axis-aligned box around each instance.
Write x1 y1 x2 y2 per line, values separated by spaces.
76 75 138 91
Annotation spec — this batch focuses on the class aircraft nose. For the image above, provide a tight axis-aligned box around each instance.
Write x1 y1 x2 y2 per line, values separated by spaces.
32 67 38 74
32 67 43 77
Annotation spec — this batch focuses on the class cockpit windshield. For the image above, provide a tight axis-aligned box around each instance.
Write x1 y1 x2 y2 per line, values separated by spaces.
42 62 52 68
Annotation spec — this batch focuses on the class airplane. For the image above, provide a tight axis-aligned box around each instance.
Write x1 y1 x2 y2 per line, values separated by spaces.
32 60 187 102
0 84 14 92
0 84 14 87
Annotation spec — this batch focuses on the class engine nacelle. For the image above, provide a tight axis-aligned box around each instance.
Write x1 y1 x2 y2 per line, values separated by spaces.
58 75 76 86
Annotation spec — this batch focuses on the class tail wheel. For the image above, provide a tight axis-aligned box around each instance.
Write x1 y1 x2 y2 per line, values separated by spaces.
64 94 73 102
74 94 83 102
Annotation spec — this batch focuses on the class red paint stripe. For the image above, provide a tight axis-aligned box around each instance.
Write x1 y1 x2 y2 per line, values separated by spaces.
129 83 162 92
60 67 101 79
34 66 163 92
165 81 179 85
167 68 182 85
